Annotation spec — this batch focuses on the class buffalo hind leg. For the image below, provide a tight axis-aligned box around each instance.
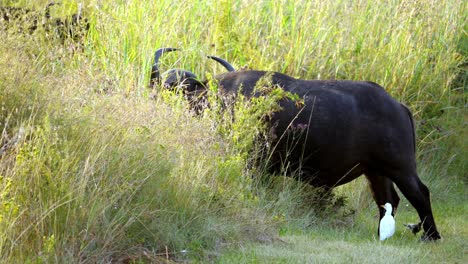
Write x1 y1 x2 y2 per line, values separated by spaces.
366 174 400 236
387 170 441 241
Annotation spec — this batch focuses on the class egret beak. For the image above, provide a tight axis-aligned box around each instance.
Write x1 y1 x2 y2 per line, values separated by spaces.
380 205 385 208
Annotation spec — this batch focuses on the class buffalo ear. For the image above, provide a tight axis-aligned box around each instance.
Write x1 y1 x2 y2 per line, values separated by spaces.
184 79 206 94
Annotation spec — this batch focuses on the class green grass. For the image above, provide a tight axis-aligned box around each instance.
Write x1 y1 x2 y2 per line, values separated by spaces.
221 214 467 264
219 176 467 263
0 0 466 263
220 155 467 263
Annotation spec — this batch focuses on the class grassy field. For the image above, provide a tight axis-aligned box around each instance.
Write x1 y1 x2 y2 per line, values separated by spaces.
0 0 466 263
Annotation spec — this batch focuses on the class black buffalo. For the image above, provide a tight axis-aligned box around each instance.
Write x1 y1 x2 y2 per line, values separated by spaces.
149 48 441 241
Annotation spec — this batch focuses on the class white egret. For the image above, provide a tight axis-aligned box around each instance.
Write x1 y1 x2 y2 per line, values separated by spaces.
379 203 395 241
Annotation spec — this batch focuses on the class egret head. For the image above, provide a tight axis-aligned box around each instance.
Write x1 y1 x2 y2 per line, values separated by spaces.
381 203 393 214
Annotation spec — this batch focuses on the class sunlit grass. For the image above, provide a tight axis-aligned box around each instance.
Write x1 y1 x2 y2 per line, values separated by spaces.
0 0 466 262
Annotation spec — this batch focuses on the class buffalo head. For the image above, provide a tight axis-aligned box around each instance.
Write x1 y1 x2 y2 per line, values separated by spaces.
149 47 236 92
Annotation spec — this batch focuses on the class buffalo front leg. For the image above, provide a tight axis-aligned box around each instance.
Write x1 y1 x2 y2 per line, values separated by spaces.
365 174 400 236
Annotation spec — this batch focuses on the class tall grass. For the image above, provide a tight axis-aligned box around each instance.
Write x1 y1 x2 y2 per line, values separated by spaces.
88 1 464 109
0 0 465 262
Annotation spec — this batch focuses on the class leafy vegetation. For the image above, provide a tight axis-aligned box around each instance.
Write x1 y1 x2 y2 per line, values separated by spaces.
0 0 466 263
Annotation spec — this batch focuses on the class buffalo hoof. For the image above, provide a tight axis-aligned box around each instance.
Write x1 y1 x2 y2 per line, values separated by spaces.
404 223 422 234
420 231 441 241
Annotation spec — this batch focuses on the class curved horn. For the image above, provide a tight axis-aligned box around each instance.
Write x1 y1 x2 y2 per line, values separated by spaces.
207 55 235 72
150 47 179 87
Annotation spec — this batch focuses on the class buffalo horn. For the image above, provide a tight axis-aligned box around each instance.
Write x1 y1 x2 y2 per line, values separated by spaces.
207 55 235 72
150 47 179 87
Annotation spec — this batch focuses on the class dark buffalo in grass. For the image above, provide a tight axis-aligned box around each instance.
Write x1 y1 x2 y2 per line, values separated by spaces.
149 48 441 241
